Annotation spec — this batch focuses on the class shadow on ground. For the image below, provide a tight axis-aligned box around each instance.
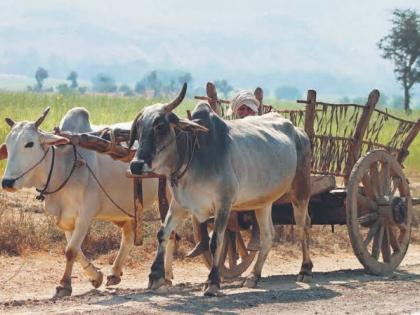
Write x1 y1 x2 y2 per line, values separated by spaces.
3 266 420 314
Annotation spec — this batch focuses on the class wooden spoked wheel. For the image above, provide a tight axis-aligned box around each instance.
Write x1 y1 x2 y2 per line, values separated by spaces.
192 219 257 279
347 150 412 275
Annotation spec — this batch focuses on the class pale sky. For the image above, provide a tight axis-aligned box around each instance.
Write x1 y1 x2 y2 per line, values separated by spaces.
0 0 420 96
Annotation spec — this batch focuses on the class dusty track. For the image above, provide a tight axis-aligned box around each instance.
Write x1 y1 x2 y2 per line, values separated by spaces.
2 244 420 314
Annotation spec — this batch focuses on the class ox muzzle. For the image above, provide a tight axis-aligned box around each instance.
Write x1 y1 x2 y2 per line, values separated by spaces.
129 159 152 176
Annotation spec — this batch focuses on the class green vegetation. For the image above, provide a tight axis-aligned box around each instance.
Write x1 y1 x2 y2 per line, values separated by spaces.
0 92 418 174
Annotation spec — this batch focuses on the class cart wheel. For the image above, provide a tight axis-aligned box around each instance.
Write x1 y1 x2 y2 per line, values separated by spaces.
192 219 257 279
347 149 412 275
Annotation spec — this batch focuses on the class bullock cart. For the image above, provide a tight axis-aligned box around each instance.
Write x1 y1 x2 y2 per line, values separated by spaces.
194 83 420 277
57 84 420 278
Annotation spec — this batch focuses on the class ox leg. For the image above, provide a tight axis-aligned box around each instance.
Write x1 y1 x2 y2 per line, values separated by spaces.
55 216 94 298
291 156 313 282
107 220 135 286
64 231 104 289
148 201 187 290
243 204 274 288
204 204 230 297
164 232 177 281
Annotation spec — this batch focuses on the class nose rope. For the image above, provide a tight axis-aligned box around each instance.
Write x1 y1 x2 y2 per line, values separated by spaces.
35 144 79 201
75 149 134 218
170 130 199 187
8 146 51 183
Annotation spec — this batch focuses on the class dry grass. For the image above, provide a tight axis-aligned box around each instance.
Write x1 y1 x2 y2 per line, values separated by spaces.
1 186 419 269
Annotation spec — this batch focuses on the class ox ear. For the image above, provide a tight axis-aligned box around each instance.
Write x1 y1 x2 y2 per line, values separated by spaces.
39 132 70 146
0 143 7 160
177 118 209 133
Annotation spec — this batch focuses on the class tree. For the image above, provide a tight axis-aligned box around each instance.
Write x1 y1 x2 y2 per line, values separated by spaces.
391 95 404 108
92 74 117 93
145 71 162 97
215 79 233 97
135 81 146 94
339 96 350 103
353 96 367 104
56 83 71 95
119 84 134 96
67 71 78 89
275 86 301 100
178 72 192 86
35 67 48 91
378 9 420 112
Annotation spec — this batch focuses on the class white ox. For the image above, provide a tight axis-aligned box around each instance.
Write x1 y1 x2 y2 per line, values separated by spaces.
129 84 313 296
0 107 164 297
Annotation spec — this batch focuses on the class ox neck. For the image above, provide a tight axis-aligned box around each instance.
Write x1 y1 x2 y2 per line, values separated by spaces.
34 145 77 199
168 130 197 187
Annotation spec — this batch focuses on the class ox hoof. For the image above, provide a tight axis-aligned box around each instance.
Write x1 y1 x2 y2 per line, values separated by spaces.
203 283 222 297
242 276 259 288
54 285 72 298
297 271 313 283
148 277 170 290
106 274 121 286
90 270 104 288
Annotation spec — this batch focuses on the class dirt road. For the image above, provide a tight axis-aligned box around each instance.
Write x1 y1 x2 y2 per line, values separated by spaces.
2 243 420 314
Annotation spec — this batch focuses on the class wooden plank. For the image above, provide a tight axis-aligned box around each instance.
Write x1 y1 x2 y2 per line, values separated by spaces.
344 89 379 181
397 118 420 163
304 90 316 146
254 87 264 115
206 81 221 115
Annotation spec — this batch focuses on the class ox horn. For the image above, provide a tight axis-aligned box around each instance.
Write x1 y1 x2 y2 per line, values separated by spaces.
5 118 15 128
164 83 187 112
128 110 143 149
34 107 51 128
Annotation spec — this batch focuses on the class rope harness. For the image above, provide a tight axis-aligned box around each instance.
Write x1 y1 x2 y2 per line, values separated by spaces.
36 145 78 201
170 129 199 187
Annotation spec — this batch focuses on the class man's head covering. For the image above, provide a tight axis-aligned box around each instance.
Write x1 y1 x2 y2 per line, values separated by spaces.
227 90 260 116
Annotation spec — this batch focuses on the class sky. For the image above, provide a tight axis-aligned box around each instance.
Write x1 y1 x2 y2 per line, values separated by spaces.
0 0 420 97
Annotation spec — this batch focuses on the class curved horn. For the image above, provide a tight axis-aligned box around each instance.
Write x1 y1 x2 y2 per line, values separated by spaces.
128 110 143 149
164 83 187 112
34 107 51 128
5 118 15 128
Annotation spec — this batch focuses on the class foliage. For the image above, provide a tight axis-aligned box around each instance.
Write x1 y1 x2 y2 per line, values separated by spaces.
34 67 48 91
118 84 135 96
92 74 117 93
56 83 72 95
135 70 192 97
214 79 233 97
134 81 146 94
378 9 420 112
352 96 367 104
339 96 351 103
67 71 78 89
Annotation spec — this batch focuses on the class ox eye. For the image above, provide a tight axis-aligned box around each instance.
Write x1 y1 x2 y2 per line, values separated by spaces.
154 123 166 134
25 142 34 148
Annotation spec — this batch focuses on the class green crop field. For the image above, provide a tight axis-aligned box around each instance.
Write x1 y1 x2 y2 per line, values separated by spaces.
0 91 419 175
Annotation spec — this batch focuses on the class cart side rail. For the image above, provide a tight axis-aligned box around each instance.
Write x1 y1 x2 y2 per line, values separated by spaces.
296 90 419 178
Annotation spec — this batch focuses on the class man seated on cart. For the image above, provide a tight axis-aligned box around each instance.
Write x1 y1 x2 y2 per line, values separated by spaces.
188 90 261 258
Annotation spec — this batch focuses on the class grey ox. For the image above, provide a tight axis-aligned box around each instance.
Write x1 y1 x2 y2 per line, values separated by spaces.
128 84 313 296
0 107 164 298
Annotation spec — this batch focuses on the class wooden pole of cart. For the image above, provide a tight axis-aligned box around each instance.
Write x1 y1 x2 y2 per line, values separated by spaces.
344 89 379 182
